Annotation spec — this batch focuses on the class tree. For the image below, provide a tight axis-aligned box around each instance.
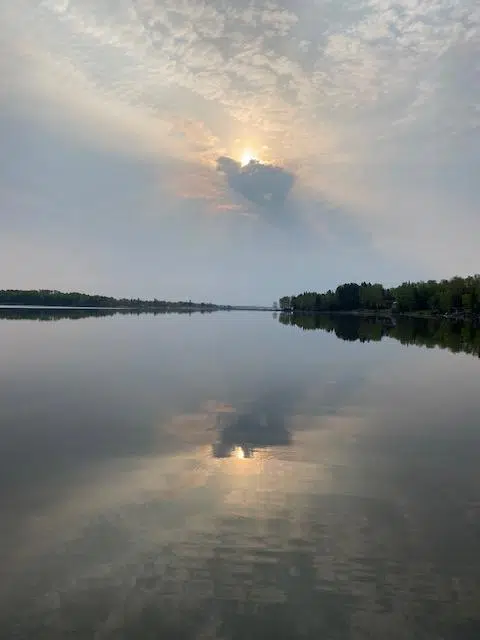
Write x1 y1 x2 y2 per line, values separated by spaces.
335 283 360 310
279 296 291 311
278 275 480 317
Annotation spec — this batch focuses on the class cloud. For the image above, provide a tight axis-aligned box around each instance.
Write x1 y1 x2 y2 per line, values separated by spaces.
3 0 478 171
217 156 295 207
0 0 478 299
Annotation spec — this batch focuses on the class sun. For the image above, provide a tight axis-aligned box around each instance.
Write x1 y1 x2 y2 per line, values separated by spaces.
240 150 257 167
233 446 245 459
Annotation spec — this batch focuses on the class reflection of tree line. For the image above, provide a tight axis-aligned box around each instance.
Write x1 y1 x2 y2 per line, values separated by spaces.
0 308 216 322
279 313 480 358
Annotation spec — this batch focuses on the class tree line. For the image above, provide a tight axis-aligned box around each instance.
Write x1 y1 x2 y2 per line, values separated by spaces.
279 275 480 316
279 313 480 359
0 289 226 310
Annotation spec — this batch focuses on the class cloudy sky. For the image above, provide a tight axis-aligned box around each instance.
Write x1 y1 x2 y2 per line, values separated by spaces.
1 0 478 304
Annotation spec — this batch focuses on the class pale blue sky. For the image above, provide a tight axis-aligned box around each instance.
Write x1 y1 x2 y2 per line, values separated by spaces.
1 0 478 304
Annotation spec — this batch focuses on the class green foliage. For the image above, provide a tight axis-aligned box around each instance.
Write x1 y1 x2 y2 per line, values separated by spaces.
279 296 291 310
0 290 224 310
280 275 480 316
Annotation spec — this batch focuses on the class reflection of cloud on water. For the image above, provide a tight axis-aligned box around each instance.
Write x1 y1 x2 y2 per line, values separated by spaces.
6 399 477 638
151 395 295 461
210 388 300 459
6 478 454 640
212 410 292 459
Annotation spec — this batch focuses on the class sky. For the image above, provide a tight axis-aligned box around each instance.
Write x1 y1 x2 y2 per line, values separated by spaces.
1 0 479 305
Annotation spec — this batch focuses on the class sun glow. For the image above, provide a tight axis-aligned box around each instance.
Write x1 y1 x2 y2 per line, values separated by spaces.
240 150 257 167
234 446 245 459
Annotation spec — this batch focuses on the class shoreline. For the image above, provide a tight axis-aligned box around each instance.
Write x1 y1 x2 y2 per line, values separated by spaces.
282 309 480 323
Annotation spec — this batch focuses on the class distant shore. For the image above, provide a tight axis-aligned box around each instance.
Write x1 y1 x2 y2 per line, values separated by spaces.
0 304 275 312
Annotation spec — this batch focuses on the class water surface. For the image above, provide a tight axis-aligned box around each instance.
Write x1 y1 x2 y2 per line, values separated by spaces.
1 311 480 639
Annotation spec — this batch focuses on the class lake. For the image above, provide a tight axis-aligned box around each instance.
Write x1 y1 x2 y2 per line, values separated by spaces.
1 310 480 639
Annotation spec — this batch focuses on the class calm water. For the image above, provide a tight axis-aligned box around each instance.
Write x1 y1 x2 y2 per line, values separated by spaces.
1 311 480 639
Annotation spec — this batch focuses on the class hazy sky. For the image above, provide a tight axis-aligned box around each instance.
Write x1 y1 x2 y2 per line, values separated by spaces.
1 0 478 304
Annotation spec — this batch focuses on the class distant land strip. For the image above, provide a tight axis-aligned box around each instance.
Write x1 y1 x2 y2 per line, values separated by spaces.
0 289 223 309
0 290 272 312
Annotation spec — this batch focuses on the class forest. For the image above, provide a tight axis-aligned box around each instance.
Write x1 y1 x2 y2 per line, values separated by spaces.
279 275 480 317
0 290 224 310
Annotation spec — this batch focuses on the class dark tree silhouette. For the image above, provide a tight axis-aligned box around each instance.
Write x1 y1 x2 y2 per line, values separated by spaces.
280 275 480 317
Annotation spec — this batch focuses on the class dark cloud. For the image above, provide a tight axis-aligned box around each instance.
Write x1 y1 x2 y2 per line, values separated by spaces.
217 156 294 207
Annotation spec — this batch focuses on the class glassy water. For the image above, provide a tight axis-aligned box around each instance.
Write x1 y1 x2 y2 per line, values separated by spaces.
1 310 480 639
